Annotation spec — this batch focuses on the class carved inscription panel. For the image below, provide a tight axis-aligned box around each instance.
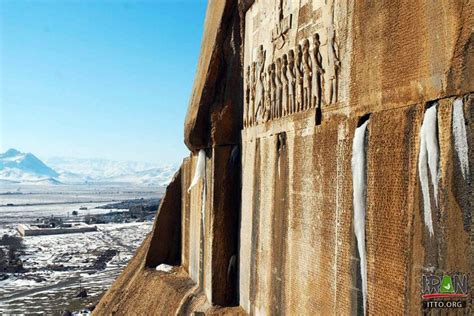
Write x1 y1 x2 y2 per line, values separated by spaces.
244 0 340 127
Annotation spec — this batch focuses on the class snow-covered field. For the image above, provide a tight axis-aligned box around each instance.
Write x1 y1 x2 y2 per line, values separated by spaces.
0 184 161 315
0 184 163 225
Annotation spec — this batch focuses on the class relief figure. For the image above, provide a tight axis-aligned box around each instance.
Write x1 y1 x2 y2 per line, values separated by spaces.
250 62 256 126
281 54 289 116
263 65 272 122
311 33 324 109
295 44 304 112
287 49 296 114
270 63 276 119
255 45 266 123
275 58 283 118
302 39 312 110
326 25 340 104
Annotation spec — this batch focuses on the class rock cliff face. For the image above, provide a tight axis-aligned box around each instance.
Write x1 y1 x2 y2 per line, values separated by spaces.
94 0 473 315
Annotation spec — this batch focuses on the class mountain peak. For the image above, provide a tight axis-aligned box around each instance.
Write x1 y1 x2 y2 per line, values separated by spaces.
0 149 59 179
1 148 21 158
0 151 176 186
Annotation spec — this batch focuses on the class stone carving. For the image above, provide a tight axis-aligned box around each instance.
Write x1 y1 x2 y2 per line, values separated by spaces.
287 49 296 115
250 62 256 126
311 33 324 109
270 64 277 119
302 39 312 110
295 44 303 113
243 0 344 128
326 25 340 105
244 30 341 126
244 65 250 127
272 0 291 50
255 45 266 123
275 59 282 119
281 54 289 116
263 65 272 122
277 0 283 22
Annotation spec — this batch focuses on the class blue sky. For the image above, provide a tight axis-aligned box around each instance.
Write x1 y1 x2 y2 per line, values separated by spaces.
0 0 207 165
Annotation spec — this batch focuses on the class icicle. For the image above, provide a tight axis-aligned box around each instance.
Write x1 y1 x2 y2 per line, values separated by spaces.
188 150 206 192
351 119 369 316
201 171 207 234
453 98 470 180
418 104 439 237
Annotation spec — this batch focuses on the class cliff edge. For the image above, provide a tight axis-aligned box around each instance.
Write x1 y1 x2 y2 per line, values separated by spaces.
94 0 473 315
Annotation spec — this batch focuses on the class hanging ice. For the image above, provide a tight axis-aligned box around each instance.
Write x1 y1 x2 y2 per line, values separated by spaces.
351 119 369 316
418 104 439 237
453 98 470 180
188 149 206 192
187 149 207 248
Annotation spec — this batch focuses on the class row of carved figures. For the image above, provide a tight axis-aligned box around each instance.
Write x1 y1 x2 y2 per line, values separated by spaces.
244 30 340 127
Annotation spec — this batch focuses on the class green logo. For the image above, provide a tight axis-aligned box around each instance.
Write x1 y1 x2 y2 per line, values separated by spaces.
439 275 455 294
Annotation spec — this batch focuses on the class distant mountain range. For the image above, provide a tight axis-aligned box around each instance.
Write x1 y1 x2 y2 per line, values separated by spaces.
0 149 176 186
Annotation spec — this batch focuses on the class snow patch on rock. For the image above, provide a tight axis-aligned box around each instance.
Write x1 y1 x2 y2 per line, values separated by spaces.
156 264 174 273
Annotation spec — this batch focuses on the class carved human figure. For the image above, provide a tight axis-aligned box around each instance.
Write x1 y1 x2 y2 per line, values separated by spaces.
281 54 289 116
255 45 266 123
295 44 304 112
287 49 296 114
249 62 256 126
302 39 312 110
257 71 265 123
270 63 278 119
326 25 340 104
244 65 251 127
311 33 324 109
275 59 282 118
263 65 272 122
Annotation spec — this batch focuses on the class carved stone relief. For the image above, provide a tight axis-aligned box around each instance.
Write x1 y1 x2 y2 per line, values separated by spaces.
274 59 282 118
281 55 289 116
302 39 312 110
255 45 266 124
244 65 250 127
326 24 339 105
244 0 341 127
311 33 324 108
287 49 295 114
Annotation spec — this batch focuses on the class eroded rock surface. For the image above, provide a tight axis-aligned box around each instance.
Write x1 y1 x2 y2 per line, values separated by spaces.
94 0 473 314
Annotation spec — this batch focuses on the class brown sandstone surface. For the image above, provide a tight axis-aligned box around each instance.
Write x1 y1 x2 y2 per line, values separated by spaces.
94 232 245 315
145 168 182 268
94 0 473 315
184 0 242 151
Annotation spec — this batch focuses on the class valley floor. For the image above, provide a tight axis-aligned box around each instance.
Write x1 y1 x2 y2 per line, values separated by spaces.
0 184 161 315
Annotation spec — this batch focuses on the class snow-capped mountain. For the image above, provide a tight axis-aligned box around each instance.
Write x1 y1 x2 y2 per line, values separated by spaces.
0 149 177 186
44 157 172 179
45 157 177 186
101 166 176 186
0 149 60 183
